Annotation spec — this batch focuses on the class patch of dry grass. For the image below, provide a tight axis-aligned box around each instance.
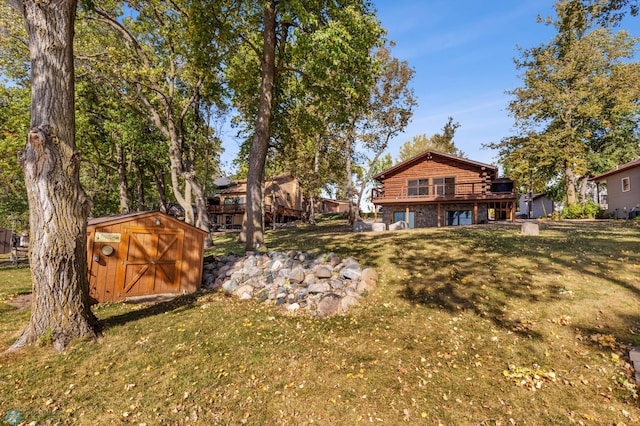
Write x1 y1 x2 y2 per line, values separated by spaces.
1 220 639 424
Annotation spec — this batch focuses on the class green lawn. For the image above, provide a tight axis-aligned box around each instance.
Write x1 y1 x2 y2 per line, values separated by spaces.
1 220 639 424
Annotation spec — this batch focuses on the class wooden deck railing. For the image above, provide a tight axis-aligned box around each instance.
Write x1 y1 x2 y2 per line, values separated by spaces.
207 203 270 215
207 203 302 218
372 181 515 202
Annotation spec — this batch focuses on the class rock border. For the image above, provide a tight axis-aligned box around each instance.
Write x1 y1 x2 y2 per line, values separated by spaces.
202 250 377 317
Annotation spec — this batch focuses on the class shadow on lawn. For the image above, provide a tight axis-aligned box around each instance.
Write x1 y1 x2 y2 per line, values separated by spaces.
235 220 640 341
389 221 640 339
97 292 201 332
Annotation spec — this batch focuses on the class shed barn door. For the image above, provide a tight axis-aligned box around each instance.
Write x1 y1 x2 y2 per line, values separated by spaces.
117 227 184 298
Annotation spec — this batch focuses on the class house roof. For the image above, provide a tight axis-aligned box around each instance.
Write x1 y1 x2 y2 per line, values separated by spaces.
320 198 350 205
592 158 640 181
87 211 207 234
219 183 247 195
372 150 497 181
521 193 550 202
218 174 300 195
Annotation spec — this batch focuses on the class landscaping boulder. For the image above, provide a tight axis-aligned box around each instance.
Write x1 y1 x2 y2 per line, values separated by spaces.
388 220 408 231
316 294 342 317
360 268 378 290
521 222 540 236
372 222 386 231
353 221 372 232
315 265 332 279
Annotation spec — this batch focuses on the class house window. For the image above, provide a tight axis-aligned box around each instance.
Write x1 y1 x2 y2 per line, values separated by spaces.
225 215 233 225
407 179 429 196
446 210 472 226
622 177 630 192
393 210 415 228
433 177 455 195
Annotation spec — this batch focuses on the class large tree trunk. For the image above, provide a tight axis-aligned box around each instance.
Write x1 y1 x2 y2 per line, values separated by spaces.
345 130 357 224
136 164 145 210
356 145 386 219
242 1 276 251
565 164 578 206
8 0 97 352
153 168 169 213
308 144 320 226
578 176 589 203
115 142 130 213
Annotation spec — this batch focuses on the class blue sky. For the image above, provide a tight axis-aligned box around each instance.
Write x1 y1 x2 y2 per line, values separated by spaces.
219 0 640 173
373 0 640 167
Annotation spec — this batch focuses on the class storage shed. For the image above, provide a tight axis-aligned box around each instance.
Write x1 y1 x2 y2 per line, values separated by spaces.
87 211 207 303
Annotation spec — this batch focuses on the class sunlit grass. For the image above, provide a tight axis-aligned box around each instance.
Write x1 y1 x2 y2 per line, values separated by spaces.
1 220 639 424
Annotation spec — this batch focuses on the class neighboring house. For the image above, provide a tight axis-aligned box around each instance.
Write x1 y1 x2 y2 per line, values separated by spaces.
371 150 517 228
207 174 303 229
518 193 554 219
316 198 351 214
592 158 640 219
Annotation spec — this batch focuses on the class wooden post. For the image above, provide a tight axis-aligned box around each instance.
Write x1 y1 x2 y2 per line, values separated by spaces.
473 202 478 224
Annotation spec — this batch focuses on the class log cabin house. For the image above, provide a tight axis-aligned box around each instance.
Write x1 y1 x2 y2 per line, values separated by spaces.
372 150 517 227
207 174 303 229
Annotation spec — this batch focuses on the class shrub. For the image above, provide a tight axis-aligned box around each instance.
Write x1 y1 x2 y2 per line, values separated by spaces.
561 201 602 219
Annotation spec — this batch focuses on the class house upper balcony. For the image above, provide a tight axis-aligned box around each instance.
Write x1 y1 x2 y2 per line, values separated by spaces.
372 180 516 205
206 202 303 218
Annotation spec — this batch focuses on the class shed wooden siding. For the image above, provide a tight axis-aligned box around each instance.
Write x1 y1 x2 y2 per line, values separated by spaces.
87 212 206 303
381 156 494 198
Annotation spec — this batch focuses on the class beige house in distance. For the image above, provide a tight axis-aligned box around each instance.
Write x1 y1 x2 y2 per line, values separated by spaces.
207 174 303 229
593 158 640 219
316 198 351 214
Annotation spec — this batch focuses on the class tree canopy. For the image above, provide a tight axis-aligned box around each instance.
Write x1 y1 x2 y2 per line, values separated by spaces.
488 0 640 205
397 117 464 163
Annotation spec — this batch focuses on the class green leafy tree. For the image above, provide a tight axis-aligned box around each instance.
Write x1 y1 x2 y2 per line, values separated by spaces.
78 0 225 232
75 79 176 216
353 43 416 218
397 117 464 163
0 84 29 229
212 0 383 248
489 0 640 206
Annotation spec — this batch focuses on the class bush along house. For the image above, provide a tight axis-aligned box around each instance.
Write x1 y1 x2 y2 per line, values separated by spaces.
371 150 517 228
